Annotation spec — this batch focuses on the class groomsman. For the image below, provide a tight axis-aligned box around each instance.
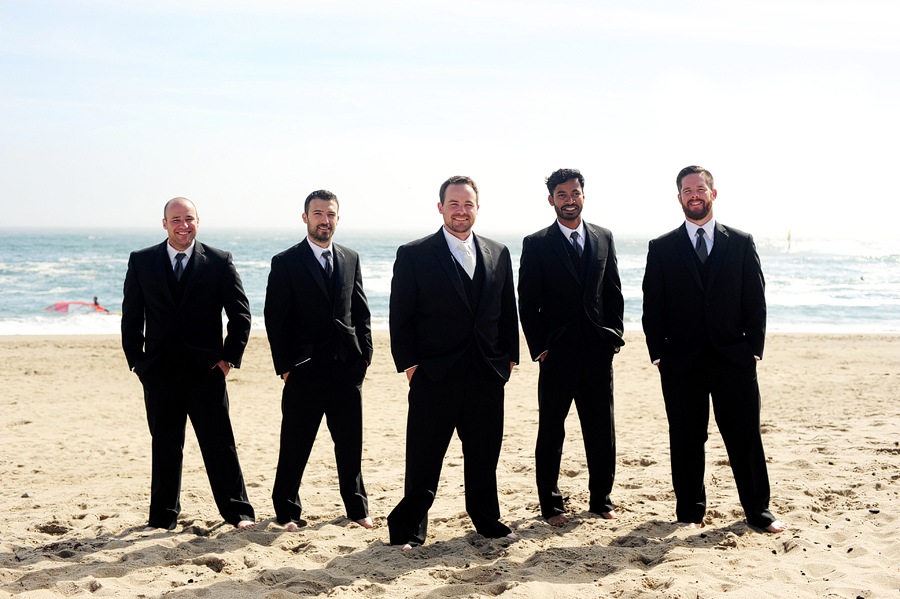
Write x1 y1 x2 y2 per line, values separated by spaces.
518 168 624 526
642 165 788 532
122 197 256 531
265 190 374 531
387 175 519 548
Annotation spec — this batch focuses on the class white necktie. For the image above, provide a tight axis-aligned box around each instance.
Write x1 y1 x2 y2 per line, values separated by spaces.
457 242 476 279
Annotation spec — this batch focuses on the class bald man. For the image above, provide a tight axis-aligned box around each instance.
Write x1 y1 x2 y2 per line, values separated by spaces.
122 197 256 531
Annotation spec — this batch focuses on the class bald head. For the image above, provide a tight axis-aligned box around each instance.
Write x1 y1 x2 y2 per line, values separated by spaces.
163 197 197 219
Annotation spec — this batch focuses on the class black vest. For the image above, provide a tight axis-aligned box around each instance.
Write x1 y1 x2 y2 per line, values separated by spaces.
563 230 589 284
165 251 192 306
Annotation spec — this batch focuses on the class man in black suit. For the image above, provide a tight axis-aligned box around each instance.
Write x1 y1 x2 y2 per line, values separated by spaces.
265 190 374 532
518 168 625 527
122 197 256 531
642 166 788 533
388 175 519 549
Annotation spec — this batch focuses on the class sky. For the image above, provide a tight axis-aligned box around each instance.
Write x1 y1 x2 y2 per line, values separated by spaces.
2 0 898 239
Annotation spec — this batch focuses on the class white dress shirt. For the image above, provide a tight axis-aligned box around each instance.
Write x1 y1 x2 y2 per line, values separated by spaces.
307 236 334 271
557 219 586 254
442 227 477 273
166 241 195 270
685 219 715 256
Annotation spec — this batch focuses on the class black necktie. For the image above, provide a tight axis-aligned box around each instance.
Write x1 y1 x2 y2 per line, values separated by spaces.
695 229 708 264
174 252 186 281
570 231 583 258
322 250 333 278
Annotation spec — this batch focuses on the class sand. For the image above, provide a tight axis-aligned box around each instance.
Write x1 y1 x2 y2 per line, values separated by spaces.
1 331 898 598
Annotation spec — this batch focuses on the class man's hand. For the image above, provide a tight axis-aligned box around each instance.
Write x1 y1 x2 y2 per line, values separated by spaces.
538 351 548 362
214 360 231 377
510 362 517 372
406 366 417 382
282 371 290 381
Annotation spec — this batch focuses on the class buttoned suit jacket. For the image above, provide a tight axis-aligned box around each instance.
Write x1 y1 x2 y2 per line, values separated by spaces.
389 228 519 382
122 240 251 376
264 238 373 376
518 221 625 361
642 221 765 371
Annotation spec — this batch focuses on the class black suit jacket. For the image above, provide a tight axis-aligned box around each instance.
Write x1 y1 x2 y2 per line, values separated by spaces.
518 221 625 362
121 241 251 376
264 238 373 376
642 222 765 370
390 229 519 382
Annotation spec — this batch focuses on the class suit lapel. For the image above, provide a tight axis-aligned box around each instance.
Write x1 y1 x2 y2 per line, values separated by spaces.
180 241 207 307
584 224 603 289
334 244 351 313
548 223 581 284
431 229 472 313
154 242 176 307
473 234 493 317
674 223 704 291
299 238 330 299
706 222 729 295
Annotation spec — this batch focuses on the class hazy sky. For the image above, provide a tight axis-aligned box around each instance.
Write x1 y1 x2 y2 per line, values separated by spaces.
2 0 898 238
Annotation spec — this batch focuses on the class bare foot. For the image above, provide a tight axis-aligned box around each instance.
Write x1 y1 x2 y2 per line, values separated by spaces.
601 510 619 520
236 520 257 530
282 521 299 532
391 543 413 551
765 520 789 533
675 521 705 529
142 526 157 532
505 532 518 539
548 514 569 527
356 517 374 529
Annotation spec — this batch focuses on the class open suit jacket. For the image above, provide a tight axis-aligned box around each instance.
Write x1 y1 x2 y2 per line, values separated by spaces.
389 228 519 380
518 221 625 360
122 240 251 375
642 221 765 370
264 238 373 375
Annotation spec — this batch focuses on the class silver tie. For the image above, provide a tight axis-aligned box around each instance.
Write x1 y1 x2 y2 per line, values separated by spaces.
570 231 583 257
457 242 476 279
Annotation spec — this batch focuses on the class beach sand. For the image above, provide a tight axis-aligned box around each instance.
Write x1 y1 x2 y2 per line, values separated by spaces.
1 331 898 598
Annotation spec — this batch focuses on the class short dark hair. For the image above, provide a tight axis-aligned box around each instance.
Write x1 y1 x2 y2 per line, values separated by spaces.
304 189 339 214
676 166 715 193
545 169 584 195
439 175 479 205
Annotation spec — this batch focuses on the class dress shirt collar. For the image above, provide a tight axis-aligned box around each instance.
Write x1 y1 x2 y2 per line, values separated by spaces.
442 226 475 254
685 219 716 251
442 226 478 271
556 219 585 244
307 236 334 269
166 241 194 268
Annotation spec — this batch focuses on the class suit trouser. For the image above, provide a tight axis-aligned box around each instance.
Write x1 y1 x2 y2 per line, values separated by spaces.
387 360 511 546
660 345 775 528
141 360 254 529
271 355 369 525
535 347 616 518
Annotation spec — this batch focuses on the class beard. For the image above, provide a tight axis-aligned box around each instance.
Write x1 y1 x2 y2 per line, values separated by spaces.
446 218 473 235
681 200 711 222
309 224 334 243
555 203 582 221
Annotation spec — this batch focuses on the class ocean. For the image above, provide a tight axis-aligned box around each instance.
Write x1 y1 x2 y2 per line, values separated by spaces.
1 229 898 335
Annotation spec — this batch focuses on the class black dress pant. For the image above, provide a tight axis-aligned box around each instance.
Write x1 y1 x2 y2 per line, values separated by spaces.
388 360 511 546
535 347 616 518
660 344 775 528
271 355 369 525
141 358 254 529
